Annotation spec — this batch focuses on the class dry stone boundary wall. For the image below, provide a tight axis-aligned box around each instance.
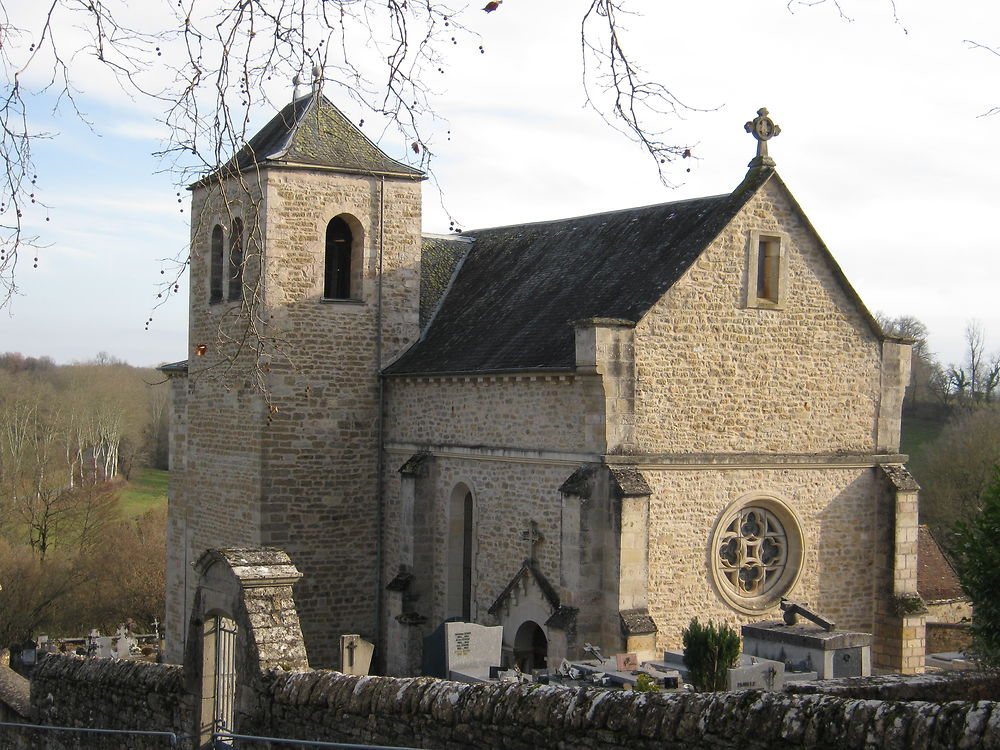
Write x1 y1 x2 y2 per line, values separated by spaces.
4 656 1000 749
4 654 193 750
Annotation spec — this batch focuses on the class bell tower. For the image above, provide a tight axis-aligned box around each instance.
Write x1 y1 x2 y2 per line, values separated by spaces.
165 89 424 668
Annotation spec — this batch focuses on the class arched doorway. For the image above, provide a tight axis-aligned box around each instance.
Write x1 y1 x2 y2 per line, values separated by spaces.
513 620 548 673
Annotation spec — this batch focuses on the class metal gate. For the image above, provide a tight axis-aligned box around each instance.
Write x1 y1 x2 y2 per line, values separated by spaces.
212 616 238 735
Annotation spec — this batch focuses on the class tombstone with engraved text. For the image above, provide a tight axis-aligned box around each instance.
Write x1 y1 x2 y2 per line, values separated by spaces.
444 621 503 683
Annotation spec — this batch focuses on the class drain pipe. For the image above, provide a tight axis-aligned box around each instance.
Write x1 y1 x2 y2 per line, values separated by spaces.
374 175 387 667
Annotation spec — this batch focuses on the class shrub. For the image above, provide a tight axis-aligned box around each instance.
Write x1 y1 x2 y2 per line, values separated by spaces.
952 467 1000 668
682 617 740 691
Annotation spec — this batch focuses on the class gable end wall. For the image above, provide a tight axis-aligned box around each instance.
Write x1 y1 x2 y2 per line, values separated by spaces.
633 179 881 454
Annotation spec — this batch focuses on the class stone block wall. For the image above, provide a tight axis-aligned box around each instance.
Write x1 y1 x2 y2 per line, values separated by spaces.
15 653 1000 750
633 179 882 455
381 452 572 642
26 654 193 749
169 168 423 670
644 464 880 649
385 374 595 454
251 669 1000 750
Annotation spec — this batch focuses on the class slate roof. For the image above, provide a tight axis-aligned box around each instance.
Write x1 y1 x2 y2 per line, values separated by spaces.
918 525 966 602
195 92 423 185
385 167 773 375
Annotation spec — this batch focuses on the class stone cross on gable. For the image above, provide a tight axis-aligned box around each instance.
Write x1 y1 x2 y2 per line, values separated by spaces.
745 107 781 168
522 520 544 560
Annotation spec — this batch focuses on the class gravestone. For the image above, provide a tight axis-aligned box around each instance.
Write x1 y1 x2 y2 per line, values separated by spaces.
444 621 503 683
727 655 785 691
616 653 638 671
113 625 137 659
95 636 113 659
420 620 451 678
654 651 785 691
339 634 374 676
18 640 36 666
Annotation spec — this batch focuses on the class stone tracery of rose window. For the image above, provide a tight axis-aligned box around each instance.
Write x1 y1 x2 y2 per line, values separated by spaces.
717 507 788 598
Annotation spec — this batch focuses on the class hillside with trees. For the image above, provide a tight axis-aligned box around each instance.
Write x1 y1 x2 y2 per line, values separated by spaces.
0 352 169 645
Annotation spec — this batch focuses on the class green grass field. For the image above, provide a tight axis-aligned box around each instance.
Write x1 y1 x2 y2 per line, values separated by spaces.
118 468 169 517
900 411 950 485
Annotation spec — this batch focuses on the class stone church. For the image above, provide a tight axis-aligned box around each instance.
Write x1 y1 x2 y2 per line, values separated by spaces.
163 92 925 676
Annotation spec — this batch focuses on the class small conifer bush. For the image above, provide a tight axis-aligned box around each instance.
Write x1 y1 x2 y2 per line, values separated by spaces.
682 617 741 691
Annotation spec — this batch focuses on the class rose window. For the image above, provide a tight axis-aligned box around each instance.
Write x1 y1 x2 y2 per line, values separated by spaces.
710 494 803 613
717 507 787 597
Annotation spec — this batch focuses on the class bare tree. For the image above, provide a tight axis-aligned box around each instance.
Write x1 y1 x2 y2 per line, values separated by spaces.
942 320 1000 406
0 0 708 308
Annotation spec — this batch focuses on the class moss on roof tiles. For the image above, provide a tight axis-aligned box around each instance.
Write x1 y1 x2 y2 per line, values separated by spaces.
385 168 774 375
200 92 423 183
419 236 471 328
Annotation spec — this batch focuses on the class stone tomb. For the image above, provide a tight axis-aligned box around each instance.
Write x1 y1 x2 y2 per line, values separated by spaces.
558 657 681 690
444 622 503 683
655 651 786 691
741 621 872 679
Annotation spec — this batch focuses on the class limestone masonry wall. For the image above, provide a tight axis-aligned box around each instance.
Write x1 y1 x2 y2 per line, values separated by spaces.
255 171 421 668
170 168 424 670
24 654 192 749
252 670 1000 750
385 375 592 454
645 466 878 649
12 655 1000 750
382 454 569 629
634 179 881 454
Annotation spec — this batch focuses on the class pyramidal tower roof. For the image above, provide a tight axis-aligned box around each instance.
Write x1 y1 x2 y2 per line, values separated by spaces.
198 91 424 184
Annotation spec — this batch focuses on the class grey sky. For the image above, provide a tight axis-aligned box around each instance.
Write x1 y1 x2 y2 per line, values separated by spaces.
0 0 996 368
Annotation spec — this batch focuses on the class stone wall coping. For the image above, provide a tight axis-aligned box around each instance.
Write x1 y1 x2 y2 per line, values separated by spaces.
261 668 1000 748
33 653 185 693
742 621 873 650
785 669 1000 701
385 442 599 466
382 368 575 381
605 452 908 469
0 658 30 718
879 463 921 492
195 547 303 586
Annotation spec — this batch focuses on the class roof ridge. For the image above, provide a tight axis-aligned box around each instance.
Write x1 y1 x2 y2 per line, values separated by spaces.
463 192 730 235
262 92 317 161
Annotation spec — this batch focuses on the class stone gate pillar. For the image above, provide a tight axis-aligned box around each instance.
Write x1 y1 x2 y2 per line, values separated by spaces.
184 547 309 747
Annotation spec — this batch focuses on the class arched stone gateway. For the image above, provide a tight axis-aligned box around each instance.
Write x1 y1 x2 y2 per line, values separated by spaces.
185 548 308 747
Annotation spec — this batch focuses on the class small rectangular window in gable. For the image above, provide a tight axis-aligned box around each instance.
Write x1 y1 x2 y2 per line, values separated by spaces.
746 230 788 309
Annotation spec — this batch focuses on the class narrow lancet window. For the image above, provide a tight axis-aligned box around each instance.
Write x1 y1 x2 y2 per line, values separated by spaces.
209 225 224 304
228 218 244 301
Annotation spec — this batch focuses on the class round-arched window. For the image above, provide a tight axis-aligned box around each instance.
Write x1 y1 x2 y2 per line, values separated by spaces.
710 494 804 614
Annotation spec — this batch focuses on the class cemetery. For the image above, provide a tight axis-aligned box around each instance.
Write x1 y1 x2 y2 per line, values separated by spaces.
2 546 998 749
5 623 163 679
